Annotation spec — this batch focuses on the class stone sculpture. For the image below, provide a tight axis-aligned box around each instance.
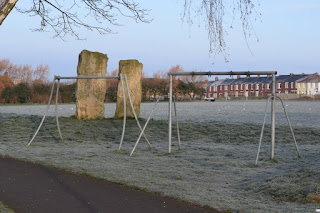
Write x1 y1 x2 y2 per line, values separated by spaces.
114 60 142 119
75 50 108 120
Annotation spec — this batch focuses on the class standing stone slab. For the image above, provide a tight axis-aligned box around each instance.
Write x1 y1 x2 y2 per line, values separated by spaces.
75 50 108 120
114 60 142 119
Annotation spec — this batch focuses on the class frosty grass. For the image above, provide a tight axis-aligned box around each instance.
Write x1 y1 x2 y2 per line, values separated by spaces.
0 101 319 212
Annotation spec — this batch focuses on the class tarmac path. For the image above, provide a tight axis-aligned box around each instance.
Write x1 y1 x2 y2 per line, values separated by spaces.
0 157 218 213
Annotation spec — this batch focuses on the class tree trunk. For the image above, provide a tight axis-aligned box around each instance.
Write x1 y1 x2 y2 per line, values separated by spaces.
0 0 18 26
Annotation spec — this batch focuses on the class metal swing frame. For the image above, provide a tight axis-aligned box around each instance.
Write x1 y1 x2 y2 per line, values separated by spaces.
27 75 153 156
167 71 301 163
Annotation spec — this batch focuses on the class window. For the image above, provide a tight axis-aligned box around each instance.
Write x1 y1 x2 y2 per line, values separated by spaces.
209 86 212 92
303 83 306 88
240 84 243 90
245 84 248 90
285 82 289 88
214 86 217 91
266 84 270 90
277 83 281 89
297 83 300 88
225 85 228 90
231 85 233 90
256 84 259 90
262 84 264 89
291 82 294 88
235 85 238 90
309 83 312 88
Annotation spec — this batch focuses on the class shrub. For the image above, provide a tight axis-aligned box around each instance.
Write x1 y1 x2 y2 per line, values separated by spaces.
15 83 31 103
1 87 15 103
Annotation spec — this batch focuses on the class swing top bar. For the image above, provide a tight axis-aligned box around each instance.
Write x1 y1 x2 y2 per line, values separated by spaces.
168 71 277 76
54 76 120 80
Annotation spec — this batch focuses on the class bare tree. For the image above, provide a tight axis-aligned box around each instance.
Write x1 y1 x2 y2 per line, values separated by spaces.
152 69 167 79
32 64 49 83
0 0 18 25
0 58 10 74
0 58 50 84
1 0 151 39
1 0 259 58
183 0 259 61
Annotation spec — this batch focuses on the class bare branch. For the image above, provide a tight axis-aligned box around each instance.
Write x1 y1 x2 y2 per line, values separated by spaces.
183 0 260 62
15 0 151 39
2 0 259 62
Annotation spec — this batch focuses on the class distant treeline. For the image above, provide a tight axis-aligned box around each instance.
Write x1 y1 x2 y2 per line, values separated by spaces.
1 60 207 104
0 79 206 104
1 82 76 104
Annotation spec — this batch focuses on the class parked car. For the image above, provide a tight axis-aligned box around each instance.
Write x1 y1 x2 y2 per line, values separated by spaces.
204 97 215 101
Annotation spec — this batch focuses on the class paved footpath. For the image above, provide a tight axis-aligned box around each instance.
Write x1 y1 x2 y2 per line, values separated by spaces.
0 157 219 213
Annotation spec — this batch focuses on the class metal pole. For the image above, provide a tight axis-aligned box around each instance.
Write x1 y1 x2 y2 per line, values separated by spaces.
277 96 301 158
173 96 181 149
168 75 173 153
256 96 272 164
27 78 56 146
130 97 160 156
168 71 277 76
119 75 126 150
271 74 276 159
123 75 152 147
55 76 120 80
55 79 64 142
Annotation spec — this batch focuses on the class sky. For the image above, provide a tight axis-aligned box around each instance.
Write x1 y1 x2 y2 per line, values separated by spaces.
0 0 319 80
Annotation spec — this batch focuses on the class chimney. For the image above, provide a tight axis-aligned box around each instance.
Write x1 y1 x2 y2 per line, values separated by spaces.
237 75 241 79
258 75 260 78
267 75 271 78
302 73 305 75
215 77 219 81
290 73 294 76
226 78 229 80
315 72 318 75
4 71 9 77
246 74 250 78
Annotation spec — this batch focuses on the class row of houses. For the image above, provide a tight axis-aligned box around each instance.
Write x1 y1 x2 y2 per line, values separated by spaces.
206 73 320 98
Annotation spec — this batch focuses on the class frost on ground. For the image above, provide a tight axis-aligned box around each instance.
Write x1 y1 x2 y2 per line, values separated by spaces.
0 101 319 212
0 201 14 213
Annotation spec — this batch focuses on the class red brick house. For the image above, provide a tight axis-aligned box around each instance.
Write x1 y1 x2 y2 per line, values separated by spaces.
207 74 309 98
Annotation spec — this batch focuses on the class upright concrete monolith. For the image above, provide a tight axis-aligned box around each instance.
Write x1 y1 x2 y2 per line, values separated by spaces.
75 50 108 120
114 60 142 119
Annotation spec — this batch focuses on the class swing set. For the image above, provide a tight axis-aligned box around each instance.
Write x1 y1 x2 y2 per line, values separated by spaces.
27 71 301 164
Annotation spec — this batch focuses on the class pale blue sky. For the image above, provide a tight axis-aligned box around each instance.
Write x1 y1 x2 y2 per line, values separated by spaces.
0 0 319 79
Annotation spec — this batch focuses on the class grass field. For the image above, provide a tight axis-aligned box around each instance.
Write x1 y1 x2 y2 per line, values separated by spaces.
0 201 14 213
0 101 319 212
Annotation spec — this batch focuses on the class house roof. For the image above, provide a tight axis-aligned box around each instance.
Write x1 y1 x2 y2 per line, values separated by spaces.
208 74 310 86
209 80 224 86
296 74 319 82
206 81 214 87
276 74 309 83
219 77 272 85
